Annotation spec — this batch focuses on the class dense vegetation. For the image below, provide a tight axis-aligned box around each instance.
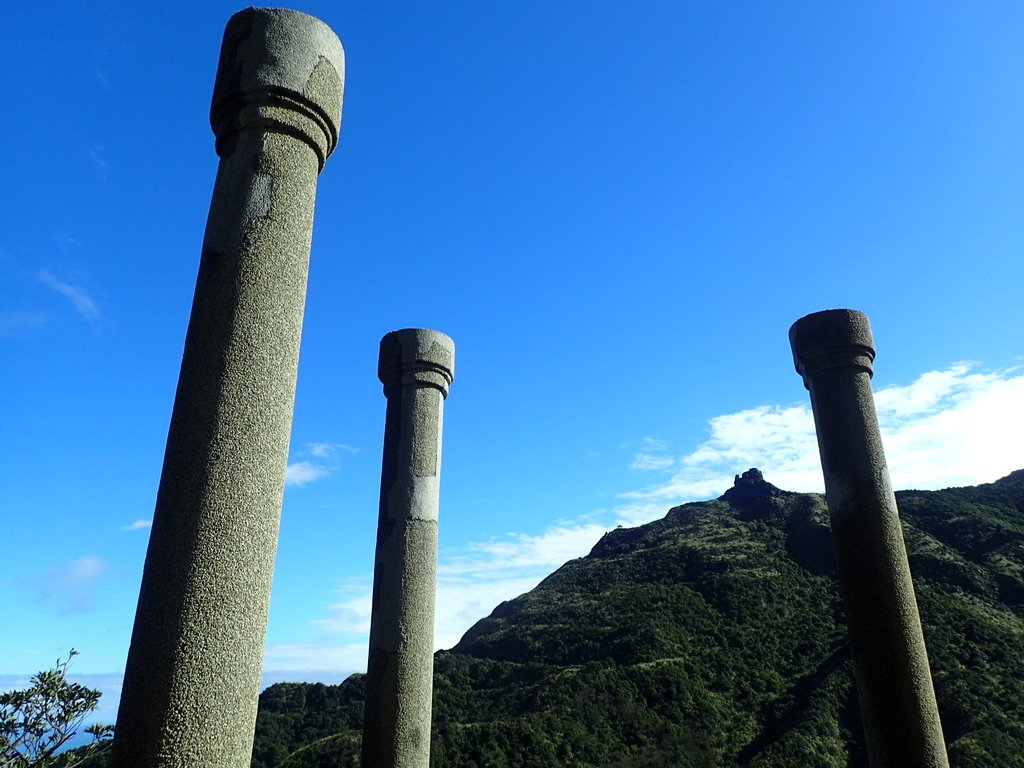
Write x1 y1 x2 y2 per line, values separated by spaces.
250 470 1024 767
0 650 112 768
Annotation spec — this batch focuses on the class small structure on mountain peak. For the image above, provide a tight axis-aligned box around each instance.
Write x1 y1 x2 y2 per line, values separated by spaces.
734 467 765 485
721 467 781 507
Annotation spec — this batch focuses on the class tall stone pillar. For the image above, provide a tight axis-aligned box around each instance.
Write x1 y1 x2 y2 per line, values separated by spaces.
362 329 455 768
790 309 948 768
112 10 344 767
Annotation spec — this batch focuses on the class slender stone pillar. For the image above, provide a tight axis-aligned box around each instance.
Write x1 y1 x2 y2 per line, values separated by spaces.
790 309 948 768
112 10 344 767
362 329 455 768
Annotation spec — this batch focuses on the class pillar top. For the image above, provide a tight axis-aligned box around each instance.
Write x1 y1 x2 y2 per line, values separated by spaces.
379 329 455 398
789 309 876 388
211 8 345 170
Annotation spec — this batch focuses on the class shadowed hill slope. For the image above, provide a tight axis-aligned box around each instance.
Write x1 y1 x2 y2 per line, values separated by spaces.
250 470 1024 767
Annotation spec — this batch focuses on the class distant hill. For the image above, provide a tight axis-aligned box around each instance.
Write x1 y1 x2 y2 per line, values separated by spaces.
250 469 1024 767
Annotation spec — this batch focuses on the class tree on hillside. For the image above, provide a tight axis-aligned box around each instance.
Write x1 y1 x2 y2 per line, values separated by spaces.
0 650 112 768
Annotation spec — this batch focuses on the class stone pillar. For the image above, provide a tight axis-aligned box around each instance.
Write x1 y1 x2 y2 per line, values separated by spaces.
362 329 455 768
790 309 948 768
112 10 344 768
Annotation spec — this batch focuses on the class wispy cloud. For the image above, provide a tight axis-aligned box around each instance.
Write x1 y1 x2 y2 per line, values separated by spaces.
285 442 360 488
308 442 359 459
315 578 374 636
286 363 1024 676
285 461 333 487
630 453 676 471
120 519 152 532
0 313 47 336
446 523 610 578
54 234 83 253
37 269 100 322
262 640 369 676
309 518 616 664
262 544 368 678
433 522 611 649
22 556 107 614
627 435 676 471
261 580 375 675
88 144 109 175
618 435 668 451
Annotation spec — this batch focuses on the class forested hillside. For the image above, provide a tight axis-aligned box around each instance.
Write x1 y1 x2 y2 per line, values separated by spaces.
225 471 1019 765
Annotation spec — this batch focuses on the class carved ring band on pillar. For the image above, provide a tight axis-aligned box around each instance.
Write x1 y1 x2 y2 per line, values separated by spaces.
211 8 345 168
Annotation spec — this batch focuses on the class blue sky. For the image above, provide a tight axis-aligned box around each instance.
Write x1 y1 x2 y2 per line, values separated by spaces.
4 1 1024 727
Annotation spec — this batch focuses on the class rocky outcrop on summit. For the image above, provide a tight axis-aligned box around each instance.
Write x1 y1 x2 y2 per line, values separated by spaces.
720 466 787 508
251 472 1024 768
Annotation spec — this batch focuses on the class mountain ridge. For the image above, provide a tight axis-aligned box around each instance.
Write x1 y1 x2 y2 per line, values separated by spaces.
249 470 1024 766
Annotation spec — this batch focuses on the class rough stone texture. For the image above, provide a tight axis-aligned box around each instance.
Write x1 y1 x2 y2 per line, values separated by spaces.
111 10 344 768
363 329 455 768
790 309 949 768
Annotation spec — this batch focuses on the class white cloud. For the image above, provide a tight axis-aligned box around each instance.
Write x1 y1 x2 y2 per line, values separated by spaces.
315 579 374 636
448 522 609 575
307 442 360 459
433 520 611 648
627 436 678 472
622 363 1024 506
433 573 545 650
609 500 684 529
65 556 104 581
37 269 99 321
308 517 621 661
435 363 1024 647
307 443 334 459
23 555 107 614
262 641 368 675
876 364 1024 489
285 461 332 487
621 403 821 505
630 453 676 471
120 519 152 532
284 442 360 487
262 580 374 676
289 363 1024 676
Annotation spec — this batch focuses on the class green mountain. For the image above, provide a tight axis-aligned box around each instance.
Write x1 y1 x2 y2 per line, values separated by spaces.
253 469 1024 766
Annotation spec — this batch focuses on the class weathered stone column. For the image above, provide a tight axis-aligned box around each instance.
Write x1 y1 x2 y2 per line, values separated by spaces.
790 309 948 768
362 329 455 768
112 10 344 767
